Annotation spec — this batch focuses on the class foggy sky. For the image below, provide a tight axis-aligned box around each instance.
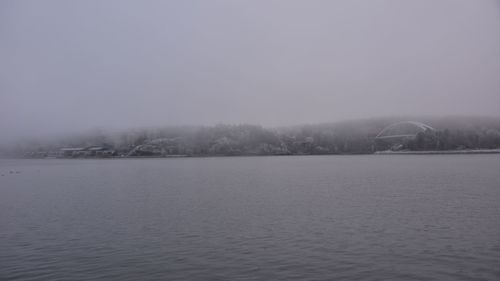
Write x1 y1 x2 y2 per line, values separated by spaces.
1 0 500 142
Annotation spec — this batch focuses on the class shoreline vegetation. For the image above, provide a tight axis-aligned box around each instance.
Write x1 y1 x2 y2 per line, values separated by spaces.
2 116 500 159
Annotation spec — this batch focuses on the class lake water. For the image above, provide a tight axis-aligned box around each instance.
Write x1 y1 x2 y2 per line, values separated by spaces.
1 155 499 281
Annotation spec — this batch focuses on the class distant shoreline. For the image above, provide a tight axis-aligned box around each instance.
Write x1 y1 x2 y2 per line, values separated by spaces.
375 149 500 155
2 149 500 160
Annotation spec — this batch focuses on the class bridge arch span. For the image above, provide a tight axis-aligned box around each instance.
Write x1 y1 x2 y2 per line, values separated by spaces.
375 121 435 139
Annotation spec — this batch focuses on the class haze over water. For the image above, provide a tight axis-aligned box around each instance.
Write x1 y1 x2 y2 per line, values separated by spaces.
1 1 500 280
1 155 499 281
1 0 500 142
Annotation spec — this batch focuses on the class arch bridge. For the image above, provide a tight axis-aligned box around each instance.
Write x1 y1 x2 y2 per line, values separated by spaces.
375 121 435 140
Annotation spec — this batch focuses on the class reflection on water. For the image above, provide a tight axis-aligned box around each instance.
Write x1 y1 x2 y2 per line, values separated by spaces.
1 155 499 280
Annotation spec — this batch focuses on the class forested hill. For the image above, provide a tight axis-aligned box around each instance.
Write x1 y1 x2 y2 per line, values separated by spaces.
2 116 500 157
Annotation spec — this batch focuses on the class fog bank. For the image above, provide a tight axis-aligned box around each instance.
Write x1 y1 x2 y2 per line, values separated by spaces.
1 0 500 143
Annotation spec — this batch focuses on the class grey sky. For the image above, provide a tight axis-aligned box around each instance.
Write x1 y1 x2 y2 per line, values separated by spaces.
1 0 500 141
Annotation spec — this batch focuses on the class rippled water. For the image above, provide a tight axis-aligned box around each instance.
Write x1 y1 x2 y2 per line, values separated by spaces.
1 155 499 280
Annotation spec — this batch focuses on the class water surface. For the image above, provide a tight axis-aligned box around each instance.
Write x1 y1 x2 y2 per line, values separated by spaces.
1 155 499 280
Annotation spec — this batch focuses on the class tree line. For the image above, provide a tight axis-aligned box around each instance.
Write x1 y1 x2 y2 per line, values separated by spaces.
2 116 500 157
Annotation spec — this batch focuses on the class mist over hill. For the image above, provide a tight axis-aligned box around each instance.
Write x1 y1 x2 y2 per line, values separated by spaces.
2 116 500 158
